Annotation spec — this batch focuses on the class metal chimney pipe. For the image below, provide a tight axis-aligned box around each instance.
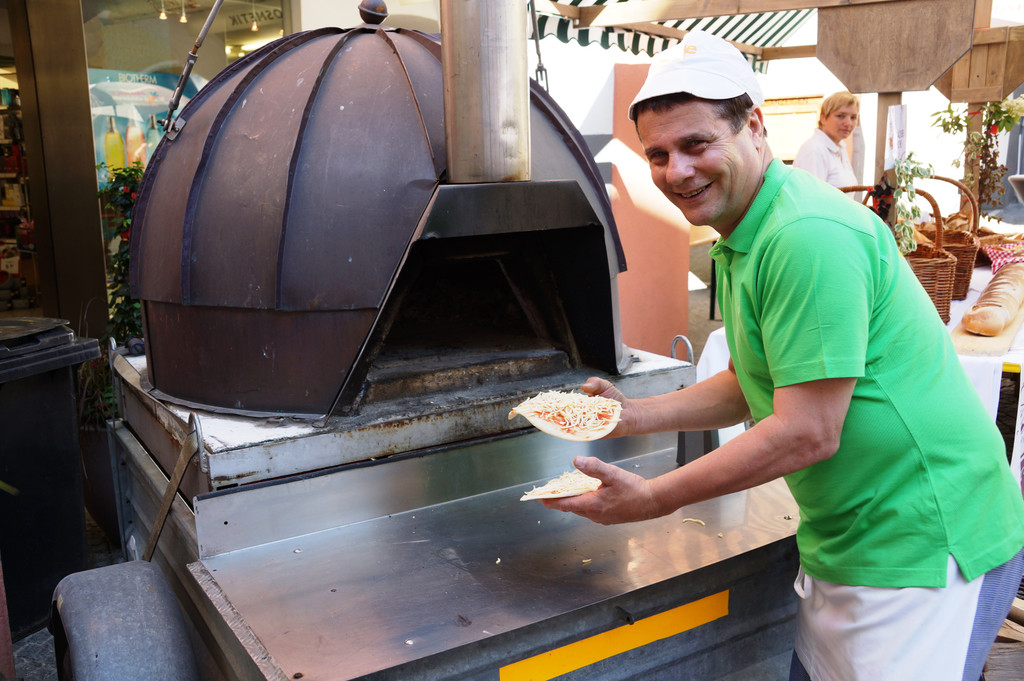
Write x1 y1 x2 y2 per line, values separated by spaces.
439 0 531 183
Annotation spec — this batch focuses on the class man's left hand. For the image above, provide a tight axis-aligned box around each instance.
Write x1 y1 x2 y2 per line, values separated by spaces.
540 456 661 524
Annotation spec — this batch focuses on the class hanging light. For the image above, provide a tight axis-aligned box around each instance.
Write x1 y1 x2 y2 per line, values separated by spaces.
158 0 167 20
179 1 187 22
250 0 259 31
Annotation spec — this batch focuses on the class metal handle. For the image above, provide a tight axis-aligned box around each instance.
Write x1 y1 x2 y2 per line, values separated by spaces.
671 335 694 364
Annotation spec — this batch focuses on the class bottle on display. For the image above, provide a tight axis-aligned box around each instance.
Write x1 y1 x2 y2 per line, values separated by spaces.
145 114 162 164
125 115 146 167
103 116 126 172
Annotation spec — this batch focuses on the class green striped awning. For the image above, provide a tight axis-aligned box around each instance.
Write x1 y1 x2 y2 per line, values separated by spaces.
532 2 815 72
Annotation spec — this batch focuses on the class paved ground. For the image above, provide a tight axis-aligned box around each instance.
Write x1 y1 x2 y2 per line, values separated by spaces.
12 629 55 681
10 512 123 681
686 240 724 361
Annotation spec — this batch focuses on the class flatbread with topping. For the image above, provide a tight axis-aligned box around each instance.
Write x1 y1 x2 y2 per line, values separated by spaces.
520 469 602 501
508 390 622 441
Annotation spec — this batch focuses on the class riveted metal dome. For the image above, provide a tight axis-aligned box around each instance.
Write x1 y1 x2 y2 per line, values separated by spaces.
131 24 623 416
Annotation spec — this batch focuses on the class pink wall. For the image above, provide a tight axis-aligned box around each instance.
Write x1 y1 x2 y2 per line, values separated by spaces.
610 63 694 358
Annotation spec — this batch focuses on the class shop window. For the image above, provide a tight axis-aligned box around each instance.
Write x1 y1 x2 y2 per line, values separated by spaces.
83 0 286 177
81 0 286 284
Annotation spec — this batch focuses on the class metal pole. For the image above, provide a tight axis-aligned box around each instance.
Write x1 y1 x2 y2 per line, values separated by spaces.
162 0 227 137
528 0 548 92
440 0 531 183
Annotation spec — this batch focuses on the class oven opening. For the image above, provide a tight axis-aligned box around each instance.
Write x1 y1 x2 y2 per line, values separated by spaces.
361 234 582 405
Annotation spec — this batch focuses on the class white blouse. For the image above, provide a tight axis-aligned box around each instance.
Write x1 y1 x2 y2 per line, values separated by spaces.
793 128 858 189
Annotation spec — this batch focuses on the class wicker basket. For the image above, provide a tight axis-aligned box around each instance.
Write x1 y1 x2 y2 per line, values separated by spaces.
917 177 979 301
904 188 956 324
975 224 1024 265
840 184 956 322
977 228 1009 258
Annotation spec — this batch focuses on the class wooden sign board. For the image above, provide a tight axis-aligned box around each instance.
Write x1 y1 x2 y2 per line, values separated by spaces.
934 26 1024 103
817 0 975 93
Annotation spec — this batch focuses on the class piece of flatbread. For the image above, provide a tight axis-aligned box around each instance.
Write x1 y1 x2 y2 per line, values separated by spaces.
520 469 602 501
508 390 622 442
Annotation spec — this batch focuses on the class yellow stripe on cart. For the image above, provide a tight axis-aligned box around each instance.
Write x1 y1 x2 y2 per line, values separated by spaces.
499 590 729 681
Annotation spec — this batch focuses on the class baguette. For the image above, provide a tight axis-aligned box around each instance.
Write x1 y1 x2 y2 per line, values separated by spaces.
963 262 1024 336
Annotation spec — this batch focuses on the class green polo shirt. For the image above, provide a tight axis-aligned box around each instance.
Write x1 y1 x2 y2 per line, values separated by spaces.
709 160 1024 587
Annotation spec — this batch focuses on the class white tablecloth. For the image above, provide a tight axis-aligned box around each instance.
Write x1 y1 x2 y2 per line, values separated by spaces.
946 267 1014 422
697 266 1024 484
948 266 1024 368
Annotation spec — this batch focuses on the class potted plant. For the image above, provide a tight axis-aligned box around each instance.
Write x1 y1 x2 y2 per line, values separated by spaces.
79 161 144 424
99 163 144 348
77 161 145 538
890 152 935 256
932 95 1024 219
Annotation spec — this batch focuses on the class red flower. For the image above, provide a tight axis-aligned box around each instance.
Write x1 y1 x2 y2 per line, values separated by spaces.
130 192 137 200
122 186 130 193
121 231 130 241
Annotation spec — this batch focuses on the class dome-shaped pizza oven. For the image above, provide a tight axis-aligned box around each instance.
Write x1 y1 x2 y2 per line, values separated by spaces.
131 23 626 418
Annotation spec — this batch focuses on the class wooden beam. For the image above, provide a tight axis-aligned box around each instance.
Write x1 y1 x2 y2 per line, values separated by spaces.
987 643 1024 681
564 0 919 28
875 93 902 182
973 26 1009 45
533 1 580 21
953 86 1012 102
965 25 1024 49
997 618 1024 643
1009 597 1024 626
964 103 984 198
618 21 689 41
975 0 993 28
761 44 817 60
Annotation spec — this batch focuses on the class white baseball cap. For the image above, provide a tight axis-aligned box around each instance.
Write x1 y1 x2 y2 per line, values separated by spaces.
628 30 765 121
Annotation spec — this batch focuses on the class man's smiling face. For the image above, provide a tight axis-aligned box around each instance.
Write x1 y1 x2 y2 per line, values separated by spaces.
637 99 766 236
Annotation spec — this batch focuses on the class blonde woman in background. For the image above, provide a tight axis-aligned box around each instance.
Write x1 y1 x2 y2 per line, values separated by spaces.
794 91 864 191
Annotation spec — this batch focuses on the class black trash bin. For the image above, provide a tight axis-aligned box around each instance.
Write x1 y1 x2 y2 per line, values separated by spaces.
0 318 100 639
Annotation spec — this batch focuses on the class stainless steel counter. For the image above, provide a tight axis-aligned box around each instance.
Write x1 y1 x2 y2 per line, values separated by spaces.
189 433 799 680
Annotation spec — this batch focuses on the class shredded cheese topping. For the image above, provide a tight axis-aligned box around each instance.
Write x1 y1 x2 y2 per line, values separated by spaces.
508 390 621 438
520 469 602 501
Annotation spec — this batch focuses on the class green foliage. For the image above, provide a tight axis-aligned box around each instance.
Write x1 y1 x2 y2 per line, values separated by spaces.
931 95 1024 216
891 153 933 256
78 162 145 427
98 162 144 346
77 352 117 427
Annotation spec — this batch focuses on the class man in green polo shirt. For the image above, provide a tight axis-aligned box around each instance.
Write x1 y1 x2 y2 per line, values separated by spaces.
540 30 1024 681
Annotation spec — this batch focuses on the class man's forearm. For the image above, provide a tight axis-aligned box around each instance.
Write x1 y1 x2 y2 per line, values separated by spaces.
646 414 806 515
645 377 853 517
632 369 751 434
